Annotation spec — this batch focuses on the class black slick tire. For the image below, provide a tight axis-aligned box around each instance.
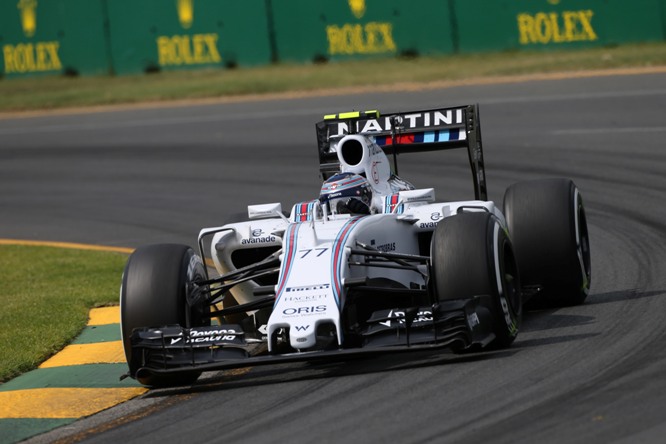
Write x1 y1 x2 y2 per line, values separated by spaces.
120 243 209 387
503 178 591 307
430 212 521 348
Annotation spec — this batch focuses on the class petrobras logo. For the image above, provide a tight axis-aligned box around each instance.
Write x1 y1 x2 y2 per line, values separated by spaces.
378 309 433 327
374 242 395 252
190 328 236 336
331 109 465 136
170 328 237 345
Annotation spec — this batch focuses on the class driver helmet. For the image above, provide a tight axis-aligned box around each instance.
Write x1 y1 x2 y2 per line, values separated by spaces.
319 172 372 215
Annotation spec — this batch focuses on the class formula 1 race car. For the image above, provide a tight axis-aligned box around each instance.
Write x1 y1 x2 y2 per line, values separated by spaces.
120 104 591 387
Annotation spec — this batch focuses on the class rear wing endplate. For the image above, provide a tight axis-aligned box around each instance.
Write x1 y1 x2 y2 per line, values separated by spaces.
315 104 487 201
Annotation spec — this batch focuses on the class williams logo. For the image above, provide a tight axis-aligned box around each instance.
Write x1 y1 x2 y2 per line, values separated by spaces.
177 0 193 29
348 0 366 19
18 0 37 38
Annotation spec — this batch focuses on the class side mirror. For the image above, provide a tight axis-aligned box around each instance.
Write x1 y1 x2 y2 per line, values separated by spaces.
248 203 283 220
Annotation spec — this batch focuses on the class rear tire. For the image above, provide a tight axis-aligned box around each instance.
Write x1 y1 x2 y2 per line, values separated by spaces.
120 243 209 387
504 178 591 307
430 212 521 348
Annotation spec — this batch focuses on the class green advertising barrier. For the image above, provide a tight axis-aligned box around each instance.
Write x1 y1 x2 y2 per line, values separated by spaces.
2 0 666 80
269 0 456 63
453 0 666 53
0 0 111 78
105 0 272 75
661 0 666 40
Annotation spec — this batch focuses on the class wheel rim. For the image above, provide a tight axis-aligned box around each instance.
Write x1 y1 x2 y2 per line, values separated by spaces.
575 191 592 294
502 244 521 335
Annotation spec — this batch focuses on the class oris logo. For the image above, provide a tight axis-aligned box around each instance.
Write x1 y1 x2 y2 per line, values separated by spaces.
283 305 327 315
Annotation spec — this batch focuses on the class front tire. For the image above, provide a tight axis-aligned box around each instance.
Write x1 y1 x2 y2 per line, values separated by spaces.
430 212 521 348
120 243 209 387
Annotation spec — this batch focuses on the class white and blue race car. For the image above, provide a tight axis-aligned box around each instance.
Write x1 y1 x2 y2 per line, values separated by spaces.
120 105 591 387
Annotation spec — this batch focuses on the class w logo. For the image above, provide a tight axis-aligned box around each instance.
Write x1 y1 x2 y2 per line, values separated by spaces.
294 325 309 332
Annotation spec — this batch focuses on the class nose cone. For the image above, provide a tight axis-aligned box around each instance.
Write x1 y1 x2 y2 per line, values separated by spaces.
289 324 317 349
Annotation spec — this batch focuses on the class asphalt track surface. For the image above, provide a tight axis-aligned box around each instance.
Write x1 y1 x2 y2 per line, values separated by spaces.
2 71 666 443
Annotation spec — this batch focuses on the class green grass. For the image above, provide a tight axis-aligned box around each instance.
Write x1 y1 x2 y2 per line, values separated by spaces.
0 245 127 382
1 42 666 112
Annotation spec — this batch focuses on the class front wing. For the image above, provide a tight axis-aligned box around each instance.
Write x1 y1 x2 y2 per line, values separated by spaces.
128 297 496 380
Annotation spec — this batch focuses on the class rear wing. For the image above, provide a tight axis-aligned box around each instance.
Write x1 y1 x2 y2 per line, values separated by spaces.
315 104 487 201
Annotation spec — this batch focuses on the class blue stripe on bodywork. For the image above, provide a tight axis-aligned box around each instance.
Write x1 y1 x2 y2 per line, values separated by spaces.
273 223 300 307
330 217 362 307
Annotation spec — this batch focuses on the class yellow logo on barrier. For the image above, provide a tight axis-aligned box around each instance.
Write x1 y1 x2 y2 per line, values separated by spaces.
327 1 396 56
348 0 366 19
156 0 222 67
156 34 221 66
3 0 62 74
18 0 37 38
178 0 194 29
517 10 598 45
3 42 62 73
327 23 396 55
